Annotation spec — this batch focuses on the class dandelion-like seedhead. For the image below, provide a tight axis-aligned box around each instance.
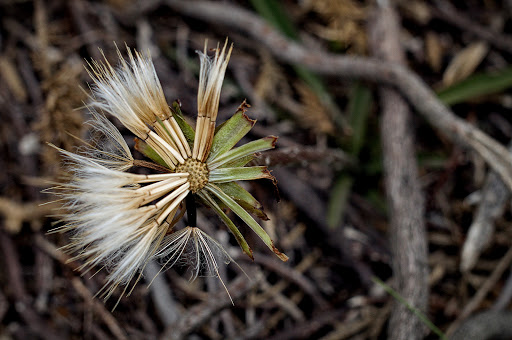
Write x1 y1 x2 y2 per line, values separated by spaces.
49 40 287 305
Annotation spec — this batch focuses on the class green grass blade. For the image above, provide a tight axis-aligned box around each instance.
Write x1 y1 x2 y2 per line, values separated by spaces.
249 0 298 40
327 83 372 229
437 67 512 106
327 176 353 229
347 83 372 155
372 276 447 340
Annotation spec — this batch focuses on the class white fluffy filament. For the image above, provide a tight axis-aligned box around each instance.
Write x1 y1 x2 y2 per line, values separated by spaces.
51 40 247 307
155 227 238 303
86 46 190 166
51 112 194 306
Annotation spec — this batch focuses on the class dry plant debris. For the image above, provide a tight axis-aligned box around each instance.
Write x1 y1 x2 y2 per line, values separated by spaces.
2 1 512 339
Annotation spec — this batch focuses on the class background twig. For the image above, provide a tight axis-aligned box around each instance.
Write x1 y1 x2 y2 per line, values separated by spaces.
369 3 429 339
166 0 512 192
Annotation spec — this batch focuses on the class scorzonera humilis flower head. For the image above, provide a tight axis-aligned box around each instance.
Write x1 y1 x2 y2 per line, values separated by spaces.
49 39 287 305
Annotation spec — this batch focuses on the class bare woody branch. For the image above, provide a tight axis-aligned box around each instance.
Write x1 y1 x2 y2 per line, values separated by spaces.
369 3 429 340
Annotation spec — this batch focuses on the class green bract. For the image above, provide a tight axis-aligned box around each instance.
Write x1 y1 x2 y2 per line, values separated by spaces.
137 100 287 262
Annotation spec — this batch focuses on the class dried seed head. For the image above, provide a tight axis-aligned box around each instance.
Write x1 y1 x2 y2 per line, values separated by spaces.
175 158 209 193
50 39 286 308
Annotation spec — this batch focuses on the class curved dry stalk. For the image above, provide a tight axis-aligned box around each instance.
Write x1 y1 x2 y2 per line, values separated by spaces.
165 0 512 192
461 161 510 272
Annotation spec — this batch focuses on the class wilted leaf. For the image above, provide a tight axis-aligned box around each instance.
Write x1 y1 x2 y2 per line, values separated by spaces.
442 41 489 87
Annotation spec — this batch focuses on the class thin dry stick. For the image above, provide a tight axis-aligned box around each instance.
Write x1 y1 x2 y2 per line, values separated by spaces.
34 246 53 312
263 291 306 337
256 146 353 169
160 273 261 340
35 235 127 339
35 233 81 271
165 0 512 193
447 246 512 336
144 261 181 326
0 232 65 340
258 274 305 321
0 197 59 233
432 0 512 54
0 290 7 323
320 310 376 340
369 3 428 340
71 278 128 340
266 309 345 340
250 252 327 307
272 168 328 229
493 266 512 311
246 252 321 330
68 0 103 60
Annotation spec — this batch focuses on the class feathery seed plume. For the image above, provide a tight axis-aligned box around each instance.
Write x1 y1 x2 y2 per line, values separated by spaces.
50 39 287 307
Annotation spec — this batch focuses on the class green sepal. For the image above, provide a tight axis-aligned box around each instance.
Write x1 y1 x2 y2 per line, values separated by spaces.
209 166 273 183
208 136 277 170
220 154 255 168
134 138 169 168
170 101 195 147
216 182 269 220
197 190 254 260
206 183 288 261
208 106 256 162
